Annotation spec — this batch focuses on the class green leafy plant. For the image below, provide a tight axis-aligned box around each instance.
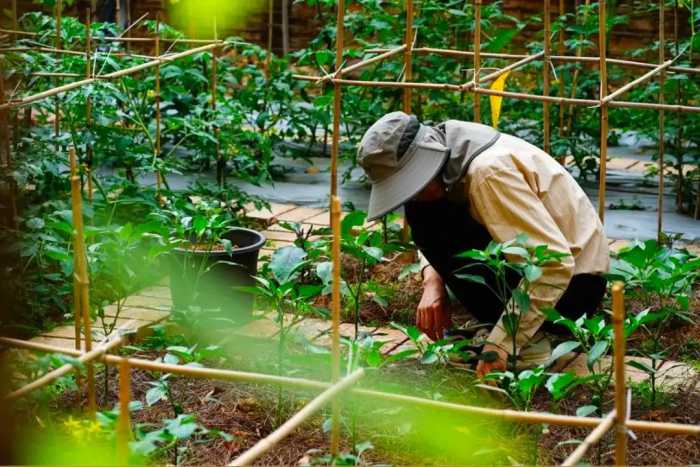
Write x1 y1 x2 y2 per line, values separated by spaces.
456 234 569 373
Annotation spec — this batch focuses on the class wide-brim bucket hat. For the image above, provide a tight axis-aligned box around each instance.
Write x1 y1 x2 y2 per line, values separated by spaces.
358 111 449 221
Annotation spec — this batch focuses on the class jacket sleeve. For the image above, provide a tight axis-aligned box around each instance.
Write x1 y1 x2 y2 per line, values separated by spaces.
469 167 575 356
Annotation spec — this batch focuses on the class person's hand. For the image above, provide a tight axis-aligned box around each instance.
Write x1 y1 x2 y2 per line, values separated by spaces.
416 266 451 341
476 343 508 379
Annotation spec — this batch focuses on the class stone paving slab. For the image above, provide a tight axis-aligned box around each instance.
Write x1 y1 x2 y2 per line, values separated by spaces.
245 202 297 225
276 206 326 223
102 304 170 322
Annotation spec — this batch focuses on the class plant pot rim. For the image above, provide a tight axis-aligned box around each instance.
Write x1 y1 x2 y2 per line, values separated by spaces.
174 227 266 255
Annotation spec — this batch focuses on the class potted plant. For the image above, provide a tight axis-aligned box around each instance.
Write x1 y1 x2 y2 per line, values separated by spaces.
152 191 266 327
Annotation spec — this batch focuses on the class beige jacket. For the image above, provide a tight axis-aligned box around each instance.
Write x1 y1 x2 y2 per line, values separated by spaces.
419 125 610 355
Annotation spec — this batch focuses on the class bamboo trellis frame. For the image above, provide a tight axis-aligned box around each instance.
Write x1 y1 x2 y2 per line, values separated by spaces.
295 0 700 234
1 2 700 465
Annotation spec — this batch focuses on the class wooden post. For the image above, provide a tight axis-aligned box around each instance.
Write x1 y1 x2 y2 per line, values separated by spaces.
473 0 482 122
657 1 665 240
543 0 551 154
612 282 627 465
597 0 608 222
69 148 96 416
85 8 93 204
155 14 162 191
330 0 344 198
330 195 342 455
117 359 132 464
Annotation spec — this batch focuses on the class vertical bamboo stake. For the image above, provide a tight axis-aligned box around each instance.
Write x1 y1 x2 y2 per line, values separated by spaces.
126 0 132 54
597 0 608 222
329 0 345 454
54 0 63 149
85 8 94 204
212 13 223 187
557 0 565 142
117 359 132 464
265 0 273 78
400 0 414 244
473 0 482 122
330 195 342 456
543 0 552 154
155 14 162 191
281 0 289 55
0 64 9 168
612 282 627 465
11 0 18 44
330 0 344 198
657 1 665 240
70 147 96 416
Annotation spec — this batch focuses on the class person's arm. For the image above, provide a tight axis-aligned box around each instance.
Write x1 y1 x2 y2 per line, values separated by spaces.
416 262 451 341
469 168 575 377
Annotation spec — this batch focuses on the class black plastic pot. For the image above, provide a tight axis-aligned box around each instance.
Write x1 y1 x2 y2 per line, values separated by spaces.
168 227 266 325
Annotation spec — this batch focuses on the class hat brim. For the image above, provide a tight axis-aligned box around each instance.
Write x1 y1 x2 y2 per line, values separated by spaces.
366 142 449 222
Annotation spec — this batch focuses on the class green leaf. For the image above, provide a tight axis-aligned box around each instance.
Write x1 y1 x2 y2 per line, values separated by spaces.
576 405 598 417
362 246 383 262
523 264 542 282
547 341 580 366
164 414 198 439
587 341 609 369
545 372 576 400
502 246 529 258
270 245 307 284
341 211 367 237
146 386 167 406
455 273 487 285
627 359 656 375
512 289 530 313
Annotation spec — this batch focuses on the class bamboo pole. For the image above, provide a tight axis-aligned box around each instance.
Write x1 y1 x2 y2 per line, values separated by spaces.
566 0 591 134
561 410 617 466
155 14 162 191
229 369 365 466
400 0 414 244
3 336 699 437
85 8 93 205
314 46 407 84
54 0 62 149
330 195 342 455
658 0 666 240
543 0 552 154
265 0 273 78
330 0 344 198
212 21 223 187
0 62 9 168
463 51 544 91
403 0 414 113
70 147 96 415
0 28 221 45
4 337 123 400
0 46 154 59
557 0 565 147
11 0 17 44
1 43 220 110
117 359 131 464
612 282 627 465
601 60 674 105
597 0 608 223
473 0 482 122
366 46 700 74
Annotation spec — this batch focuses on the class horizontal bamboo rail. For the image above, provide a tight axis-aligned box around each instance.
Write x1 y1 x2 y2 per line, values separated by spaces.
561 410 616 466
0 46 153 59
0 42 220 110
0 28 222 45
3 336 124 400
366 46 700 75
335 45 406 79
2 337 699 437
229 369 365 466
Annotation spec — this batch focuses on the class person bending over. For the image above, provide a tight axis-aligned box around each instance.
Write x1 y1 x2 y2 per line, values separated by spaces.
356 112 610 377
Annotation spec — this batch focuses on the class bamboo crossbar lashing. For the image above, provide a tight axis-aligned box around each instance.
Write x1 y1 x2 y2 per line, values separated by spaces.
463 51 544 90
228 369 365 466
3 336 699 437
561 410 617 466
